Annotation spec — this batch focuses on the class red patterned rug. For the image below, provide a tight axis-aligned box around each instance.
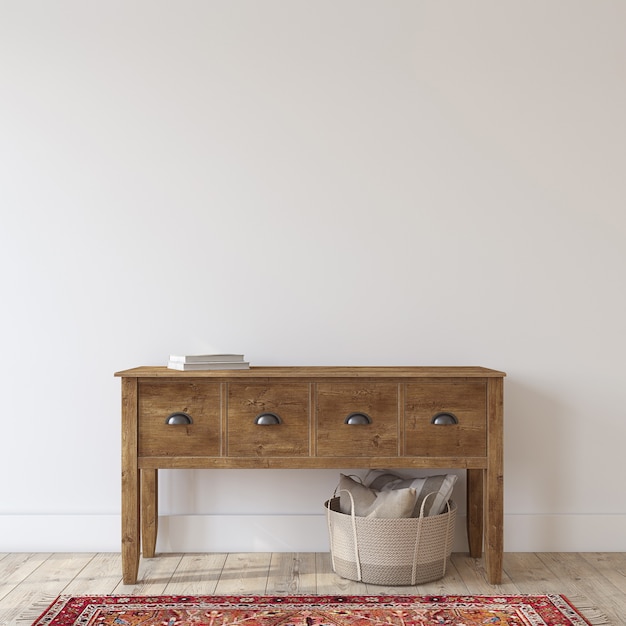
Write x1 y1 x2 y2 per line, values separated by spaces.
26 594 606 626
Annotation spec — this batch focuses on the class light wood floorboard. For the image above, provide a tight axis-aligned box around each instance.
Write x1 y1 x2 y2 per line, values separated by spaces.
0 552 624 624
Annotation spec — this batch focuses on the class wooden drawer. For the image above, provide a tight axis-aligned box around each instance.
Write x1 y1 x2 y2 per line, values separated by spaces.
138 381 221 457
227 383 310 456
404 381 486 457
316 383 398 456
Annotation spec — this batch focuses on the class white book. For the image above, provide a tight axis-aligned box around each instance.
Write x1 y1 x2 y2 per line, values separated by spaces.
167 360 250 371
169 354 245 364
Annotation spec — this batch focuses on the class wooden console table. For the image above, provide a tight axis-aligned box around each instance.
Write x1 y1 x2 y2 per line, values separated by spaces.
116 366 505 584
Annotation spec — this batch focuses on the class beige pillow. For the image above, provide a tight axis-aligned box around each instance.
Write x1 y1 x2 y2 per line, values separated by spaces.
363 487 417 518
338 474 417 518
366 471 457 517
338 474 376 515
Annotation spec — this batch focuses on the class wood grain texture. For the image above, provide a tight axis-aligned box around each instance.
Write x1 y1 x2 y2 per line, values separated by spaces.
141 469 158 558
484 377 504 584
266 553 317 594
137 455 488 470
116 366 506 379
466 468 483 558
227 383 310 457
138 381 221 457
121 377 140 585
213 553 272 595
118 366 505 587
0 553 94 623
404 381 487 457
316 383 398 457
163 553 228 595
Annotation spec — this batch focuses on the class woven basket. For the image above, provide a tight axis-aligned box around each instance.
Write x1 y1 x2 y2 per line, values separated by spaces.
325 491 456 585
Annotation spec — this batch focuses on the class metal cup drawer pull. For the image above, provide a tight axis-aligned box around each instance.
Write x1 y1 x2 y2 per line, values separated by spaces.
344 412 372 425
165 412 193 425
254 412 282 425
431 412 459 425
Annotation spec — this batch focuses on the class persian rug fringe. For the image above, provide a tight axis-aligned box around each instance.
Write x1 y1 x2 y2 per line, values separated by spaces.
11 594 60 626
566 594 611 625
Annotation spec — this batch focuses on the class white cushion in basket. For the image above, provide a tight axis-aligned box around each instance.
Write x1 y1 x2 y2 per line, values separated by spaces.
338 474 416 518
365 471 457 517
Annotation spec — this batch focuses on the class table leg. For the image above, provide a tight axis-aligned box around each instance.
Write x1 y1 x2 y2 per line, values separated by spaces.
121 377 140 584
484 470 503 584
484 377 504 584
121 472 140 584
466 468 483 558
141 469 158 558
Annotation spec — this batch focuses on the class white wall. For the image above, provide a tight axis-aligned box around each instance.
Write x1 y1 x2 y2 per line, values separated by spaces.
1 1 625 553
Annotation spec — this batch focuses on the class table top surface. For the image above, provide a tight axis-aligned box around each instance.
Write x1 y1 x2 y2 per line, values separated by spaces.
115 365 506 378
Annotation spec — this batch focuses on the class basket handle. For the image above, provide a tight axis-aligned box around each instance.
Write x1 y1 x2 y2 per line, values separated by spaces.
337 488 363 581
411 492 453 585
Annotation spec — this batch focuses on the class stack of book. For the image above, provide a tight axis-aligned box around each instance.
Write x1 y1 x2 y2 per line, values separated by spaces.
167 354 250 371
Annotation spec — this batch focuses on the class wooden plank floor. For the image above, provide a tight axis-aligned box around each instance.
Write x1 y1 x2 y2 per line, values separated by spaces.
1 552 624 624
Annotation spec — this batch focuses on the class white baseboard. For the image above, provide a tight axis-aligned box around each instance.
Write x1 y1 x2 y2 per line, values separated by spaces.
0 515 121 552
1 514 625 552
503 514 626 551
